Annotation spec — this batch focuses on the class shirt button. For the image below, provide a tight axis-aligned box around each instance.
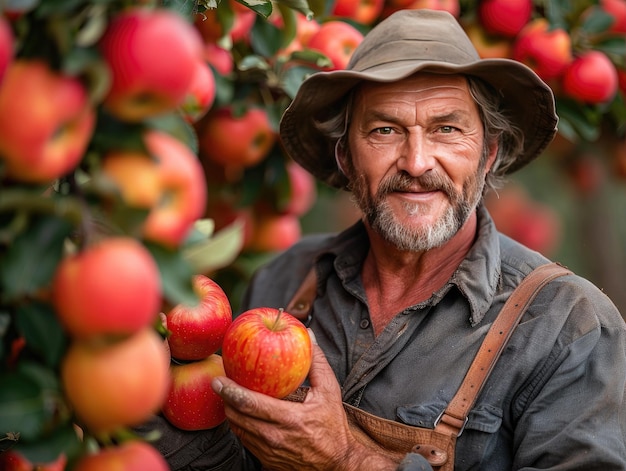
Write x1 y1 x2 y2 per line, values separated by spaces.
359 319 370 329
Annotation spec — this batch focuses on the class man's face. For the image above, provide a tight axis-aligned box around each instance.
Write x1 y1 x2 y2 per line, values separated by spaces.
342 73 496 252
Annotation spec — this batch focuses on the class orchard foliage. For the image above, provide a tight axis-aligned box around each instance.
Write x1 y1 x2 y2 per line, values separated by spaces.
0 0 625 468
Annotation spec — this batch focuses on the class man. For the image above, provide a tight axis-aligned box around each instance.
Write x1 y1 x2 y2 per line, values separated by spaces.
141 9 626 470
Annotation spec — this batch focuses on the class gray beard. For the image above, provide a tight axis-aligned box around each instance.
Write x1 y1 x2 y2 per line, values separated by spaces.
351 171 484 252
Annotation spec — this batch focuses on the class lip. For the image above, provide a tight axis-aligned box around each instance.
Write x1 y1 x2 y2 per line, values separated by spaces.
391 189 443 202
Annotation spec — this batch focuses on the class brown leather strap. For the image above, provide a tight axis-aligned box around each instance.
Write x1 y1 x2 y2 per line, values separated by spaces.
285 267 318 323
435 262 572 437
285 261 573 439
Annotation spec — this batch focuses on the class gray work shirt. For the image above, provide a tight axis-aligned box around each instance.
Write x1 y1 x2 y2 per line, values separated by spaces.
140 205 626 470
241 205 626 470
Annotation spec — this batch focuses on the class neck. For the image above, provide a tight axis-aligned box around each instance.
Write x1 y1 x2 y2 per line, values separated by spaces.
363 211 478 305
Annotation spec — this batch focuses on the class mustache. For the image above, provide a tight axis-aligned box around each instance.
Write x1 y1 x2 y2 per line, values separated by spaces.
377 172 456 198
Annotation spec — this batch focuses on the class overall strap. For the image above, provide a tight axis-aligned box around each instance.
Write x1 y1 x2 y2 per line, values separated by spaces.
435 262 572 437
284 261 573 439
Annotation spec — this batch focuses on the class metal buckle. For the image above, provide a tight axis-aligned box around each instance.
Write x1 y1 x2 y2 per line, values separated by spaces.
434 409 469 437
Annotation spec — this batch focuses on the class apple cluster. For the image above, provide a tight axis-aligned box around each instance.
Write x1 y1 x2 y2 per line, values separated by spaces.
162 275 233 431
0 3 220 469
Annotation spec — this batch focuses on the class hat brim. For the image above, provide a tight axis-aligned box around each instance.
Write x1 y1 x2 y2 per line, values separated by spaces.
280 58 558 189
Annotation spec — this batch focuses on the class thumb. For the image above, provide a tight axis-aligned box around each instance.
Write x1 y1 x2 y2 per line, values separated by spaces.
306 330 340 395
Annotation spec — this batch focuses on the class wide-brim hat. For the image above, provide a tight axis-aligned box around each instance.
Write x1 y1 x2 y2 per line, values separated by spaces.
279 9 558 189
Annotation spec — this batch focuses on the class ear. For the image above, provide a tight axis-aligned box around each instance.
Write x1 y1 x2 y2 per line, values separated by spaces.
334 140 348 176
484 140 498 175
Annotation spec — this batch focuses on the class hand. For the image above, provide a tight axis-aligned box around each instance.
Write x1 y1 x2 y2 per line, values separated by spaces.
212 332 397 471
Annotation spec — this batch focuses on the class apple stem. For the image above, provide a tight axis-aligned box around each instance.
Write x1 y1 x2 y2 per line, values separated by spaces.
271 308 284 331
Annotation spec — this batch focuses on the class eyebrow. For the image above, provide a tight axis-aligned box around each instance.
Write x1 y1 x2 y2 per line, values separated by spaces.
361 109 473 126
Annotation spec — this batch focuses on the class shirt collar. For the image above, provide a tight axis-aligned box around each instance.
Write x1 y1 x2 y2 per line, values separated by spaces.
314 205 502 326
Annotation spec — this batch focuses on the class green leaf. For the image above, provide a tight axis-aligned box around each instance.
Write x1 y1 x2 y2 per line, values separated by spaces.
0 215 73 302
146 113 200 155
556 99 602 142
16 422 82 465
594 36 626 61
250 15 283 57
15 302 68 368
280 64 319 99
275 0 314 19
238 54 271 72
183 218 245 273
580 7 616 34
236 0 273 18
145 243 197 306
0 372 47 441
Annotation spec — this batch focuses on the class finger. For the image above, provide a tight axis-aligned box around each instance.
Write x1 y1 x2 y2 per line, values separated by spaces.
212 376 289 422
306 341 341 398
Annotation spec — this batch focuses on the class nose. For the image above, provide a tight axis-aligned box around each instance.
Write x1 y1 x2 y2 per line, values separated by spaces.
396 129 436 177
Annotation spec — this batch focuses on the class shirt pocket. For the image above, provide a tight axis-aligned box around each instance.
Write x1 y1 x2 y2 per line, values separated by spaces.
396 402 503 434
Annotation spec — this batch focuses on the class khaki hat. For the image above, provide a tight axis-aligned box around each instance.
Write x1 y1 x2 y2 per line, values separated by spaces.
279 9 558 189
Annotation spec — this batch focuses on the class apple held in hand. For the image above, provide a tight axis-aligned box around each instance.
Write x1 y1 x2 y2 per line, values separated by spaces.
166 275 233 361
162 354 227 430
221 307 312 399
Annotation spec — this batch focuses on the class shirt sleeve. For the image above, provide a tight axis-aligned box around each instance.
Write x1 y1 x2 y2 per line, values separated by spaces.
134 414 261 471
512 287 626 470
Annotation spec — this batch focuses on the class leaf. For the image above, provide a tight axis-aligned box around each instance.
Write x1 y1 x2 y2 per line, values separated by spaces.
280 64 319 99
556 99 602 142
579 7 616 34
236 0 273 18
250 15 283 57
16 423 82 465
183 218 245 273
145 243 197 306
0 215 73 302
15 302 68 369
275 0 313 19
0 372 47 441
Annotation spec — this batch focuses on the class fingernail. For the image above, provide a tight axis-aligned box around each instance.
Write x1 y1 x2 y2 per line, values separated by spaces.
212 378 223 394
307 328 318 345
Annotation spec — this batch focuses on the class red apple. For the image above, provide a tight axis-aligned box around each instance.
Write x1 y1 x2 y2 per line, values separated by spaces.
204 42 234 76
0 15 14 82
403 0 460 18
180 60 216 123
0 60 95 183
52 237 162 338
245 212 302 253
478 0 533 37
61 327 170 434
99 8 203 122
166 275 233 361
601 0 626 33
562 51 619 104
307 21 364 71
0 450 67 471
221 307 312 398
162 354 227 430
73 441 169 471
282 161 317 216
464 23 512 59
102 131 208 247
331 0 385 25
512 19 573 81
198 106 276 170
194 1 256 44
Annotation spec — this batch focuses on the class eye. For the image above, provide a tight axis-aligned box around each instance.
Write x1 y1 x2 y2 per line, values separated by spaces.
439 125 458 134
374 126 394 135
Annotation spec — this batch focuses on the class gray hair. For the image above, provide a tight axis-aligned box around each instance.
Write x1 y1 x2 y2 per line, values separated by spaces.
315 75 525 193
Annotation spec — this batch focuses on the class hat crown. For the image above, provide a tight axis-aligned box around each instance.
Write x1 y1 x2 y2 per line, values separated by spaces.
347 9 481 73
